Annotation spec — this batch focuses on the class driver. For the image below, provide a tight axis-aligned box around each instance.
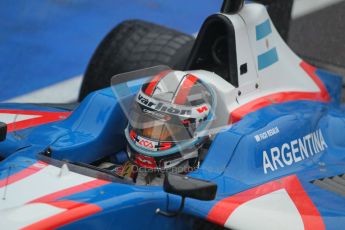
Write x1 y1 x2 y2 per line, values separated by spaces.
111 70 214 185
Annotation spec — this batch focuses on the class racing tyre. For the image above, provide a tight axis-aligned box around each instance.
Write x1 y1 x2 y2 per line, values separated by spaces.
79 20 195 101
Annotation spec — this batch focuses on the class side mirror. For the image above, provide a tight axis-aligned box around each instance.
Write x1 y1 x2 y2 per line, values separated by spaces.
164 173 217 201
156 173 217 217
0 122 7 142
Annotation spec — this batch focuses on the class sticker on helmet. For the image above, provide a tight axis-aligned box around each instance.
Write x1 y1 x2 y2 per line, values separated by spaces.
137 93 192 116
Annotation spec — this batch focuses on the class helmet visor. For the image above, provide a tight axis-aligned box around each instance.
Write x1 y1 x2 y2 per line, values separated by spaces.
128 102 194 141
111 66 223 140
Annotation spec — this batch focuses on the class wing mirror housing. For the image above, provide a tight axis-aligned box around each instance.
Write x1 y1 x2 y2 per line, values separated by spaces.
156 173 217 217
164 173 217 200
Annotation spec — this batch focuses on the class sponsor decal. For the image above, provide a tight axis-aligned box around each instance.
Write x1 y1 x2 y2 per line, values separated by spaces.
196 106 208 113
135 135 159 151
138 139 154 149
137 93 191 116
131 130 173 152
263 129 328 174
255 127 280 142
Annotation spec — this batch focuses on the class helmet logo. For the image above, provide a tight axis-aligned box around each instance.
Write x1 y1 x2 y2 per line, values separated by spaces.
139 139 154 149
138 94 156 107
138 93 191 116
197 106 208 113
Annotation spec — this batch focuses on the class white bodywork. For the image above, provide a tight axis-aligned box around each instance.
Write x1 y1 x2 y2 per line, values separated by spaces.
225 189 304 230
189 3 327 130
0 162 104 229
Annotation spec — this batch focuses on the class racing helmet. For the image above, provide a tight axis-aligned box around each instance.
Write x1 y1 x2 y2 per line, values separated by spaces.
124 70 214 171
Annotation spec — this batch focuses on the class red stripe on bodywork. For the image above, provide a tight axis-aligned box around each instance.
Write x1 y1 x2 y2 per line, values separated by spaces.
0 161 48 188
207 175 325 230
47 200 85 209
0 109 71 132
24 179 110 229
174 74 199 105
21 200 101 230
300 61 330 101
29 179 110 203
229 61 330 123
145 70 171 96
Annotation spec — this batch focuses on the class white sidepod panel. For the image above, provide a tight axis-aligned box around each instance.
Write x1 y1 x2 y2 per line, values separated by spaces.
189 3 329 130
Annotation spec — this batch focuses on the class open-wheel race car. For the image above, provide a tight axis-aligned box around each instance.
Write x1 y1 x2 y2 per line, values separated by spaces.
0 0 344 229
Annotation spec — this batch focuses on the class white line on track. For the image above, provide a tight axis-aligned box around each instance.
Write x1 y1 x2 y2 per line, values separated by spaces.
5 75 82 103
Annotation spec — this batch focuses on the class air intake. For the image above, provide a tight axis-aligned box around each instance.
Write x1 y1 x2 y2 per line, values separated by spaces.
311 174 345 197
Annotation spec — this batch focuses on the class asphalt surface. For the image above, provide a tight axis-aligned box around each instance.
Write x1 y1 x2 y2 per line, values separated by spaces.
289 1 345 78
1 0 344 102
0 0 222 101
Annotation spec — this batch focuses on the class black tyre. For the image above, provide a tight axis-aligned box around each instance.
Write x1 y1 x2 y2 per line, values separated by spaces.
79 20 195 101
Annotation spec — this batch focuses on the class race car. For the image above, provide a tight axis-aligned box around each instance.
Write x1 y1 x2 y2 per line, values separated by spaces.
1 0 345 229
